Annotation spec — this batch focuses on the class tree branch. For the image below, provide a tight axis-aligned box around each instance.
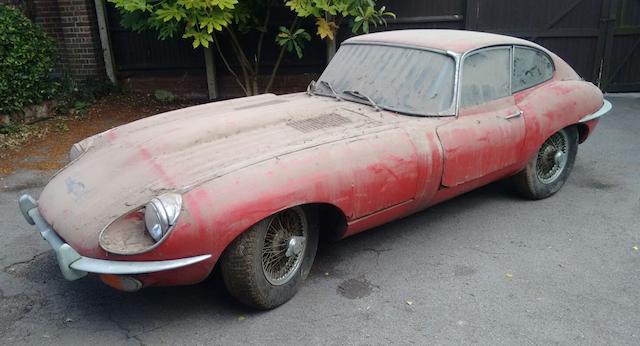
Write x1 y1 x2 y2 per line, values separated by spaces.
226 27 253 95
212 32 249 96
265 16 299 93
255 3 272 74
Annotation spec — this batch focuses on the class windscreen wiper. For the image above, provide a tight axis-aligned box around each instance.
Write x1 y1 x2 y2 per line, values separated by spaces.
343 90 381 111
307 80 342 101
306 80 316 96
319 80 342 101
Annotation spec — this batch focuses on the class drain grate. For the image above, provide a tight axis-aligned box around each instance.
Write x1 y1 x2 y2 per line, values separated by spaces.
288 113 352 133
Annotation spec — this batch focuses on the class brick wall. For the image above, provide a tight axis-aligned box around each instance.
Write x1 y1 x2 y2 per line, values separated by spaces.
1 0 104 80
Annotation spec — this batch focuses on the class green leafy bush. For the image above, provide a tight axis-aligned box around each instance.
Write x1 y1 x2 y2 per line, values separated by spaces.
54 76 117 116
0 5 57 114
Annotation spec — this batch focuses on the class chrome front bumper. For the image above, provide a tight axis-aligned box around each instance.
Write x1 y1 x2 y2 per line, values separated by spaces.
18 194 211 281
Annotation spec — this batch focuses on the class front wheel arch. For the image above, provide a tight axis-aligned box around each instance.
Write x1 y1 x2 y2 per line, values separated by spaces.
216 202 347 309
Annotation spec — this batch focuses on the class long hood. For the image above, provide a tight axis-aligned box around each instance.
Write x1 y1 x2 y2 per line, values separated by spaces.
37 93 399 248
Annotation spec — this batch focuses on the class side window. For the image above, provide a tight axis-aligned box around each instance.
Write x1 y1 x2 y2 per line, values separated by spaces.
460 48 510 108
512 47 554 92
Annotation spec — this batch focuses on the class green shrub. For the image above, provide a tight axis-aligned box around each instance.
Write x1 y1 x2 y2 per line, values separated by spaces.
153 89 176 103
0 5 57 115
54 76 117 116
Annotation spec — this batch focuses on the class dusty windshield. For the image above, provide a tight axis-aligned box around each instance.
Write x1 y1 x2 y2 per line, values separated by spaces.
316 43 455 116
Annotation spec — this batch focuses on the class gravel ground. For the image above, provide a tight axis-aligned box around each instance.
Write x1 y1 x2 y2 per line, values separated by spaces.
0 96 638 345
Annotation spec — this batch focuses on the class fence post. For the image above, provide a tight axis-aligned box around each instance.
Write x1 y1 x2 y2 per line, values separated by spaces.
600 0 620 90
94 0 117 85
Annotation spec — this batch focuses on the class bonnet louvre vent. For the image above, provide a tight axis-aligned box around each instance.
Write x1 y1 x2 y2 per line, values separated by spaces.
288 113 352 133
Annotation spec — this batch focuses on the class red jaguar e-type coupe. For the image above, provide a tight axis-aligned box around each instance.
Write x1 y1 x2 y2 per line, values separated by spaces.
19 30 610 309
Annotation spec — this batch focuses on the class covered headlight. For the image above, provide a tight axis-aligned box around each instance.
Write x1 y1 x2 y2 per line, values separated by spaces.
144 193 182 242
99 192 183 255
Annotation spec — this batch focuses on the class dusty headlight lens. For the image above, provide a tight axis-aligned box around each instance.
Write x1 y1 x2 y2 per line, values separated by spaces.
144 193 182 242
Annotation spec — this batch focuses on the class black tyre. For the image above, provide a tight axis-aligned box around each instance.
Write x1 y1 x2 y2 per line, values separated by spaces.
513 126 578 199
220 207 318 309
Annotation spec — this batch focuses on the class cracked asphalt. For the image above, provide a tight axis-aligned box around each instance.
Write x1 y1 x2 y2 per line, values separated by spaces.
1 96 639 345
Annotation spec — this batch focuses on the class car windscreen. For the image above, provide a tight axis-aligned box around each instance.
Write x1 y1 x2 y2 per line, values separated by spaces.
317 43 455 116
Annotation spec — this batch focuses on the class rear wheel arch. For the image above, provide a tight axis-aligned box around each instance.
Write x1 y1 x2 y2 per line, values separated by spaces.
512 126 578 199
575 122 590 143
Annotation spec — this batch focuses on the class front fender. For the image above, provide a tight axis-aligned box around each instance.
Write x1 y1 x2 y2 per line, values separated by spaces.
187 129 420 262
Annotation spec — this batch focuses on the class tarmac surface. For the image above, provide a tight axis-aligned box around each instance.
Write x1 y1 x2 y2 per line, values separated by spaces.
1 96 638 345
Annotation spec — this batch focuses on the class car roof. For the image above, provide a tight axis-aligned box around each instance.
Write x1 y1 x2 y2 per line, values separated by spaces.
344 29 543 54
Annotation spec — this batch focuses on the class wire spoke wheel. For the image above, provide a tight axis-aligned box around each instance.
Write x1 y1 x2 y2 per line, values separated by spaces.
261 209 307 286
536 130 569 184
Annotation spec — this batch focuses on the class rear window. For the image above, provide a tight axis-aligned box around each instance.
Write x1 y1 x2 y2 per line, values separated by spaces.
512 47 554 92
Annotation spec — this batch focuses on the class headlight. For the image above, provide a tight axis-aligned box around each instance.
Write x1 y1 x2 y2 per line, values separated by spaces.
99 192 183 255
144 193 182 242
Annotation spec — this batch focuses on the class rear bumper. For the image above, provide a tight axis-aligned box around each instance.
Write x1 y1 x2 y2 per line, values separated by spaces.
18 194 211 281
579 99 612 123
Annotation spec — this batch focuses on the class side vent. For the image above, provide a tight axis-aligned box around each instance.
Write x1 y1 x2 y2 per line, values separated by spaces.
288 113 352 133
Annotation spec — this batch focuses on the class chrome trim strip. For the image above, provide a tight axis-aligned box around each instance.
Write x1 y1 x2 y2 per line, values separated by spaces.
70 254 212 275
18 194 212 281
579 100 612 123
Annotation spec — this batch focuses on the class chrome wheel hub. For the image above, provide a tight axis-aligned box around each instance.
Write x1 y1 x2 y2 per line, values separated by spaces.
285 236 305 257
261 209 307 286
536 131 569 184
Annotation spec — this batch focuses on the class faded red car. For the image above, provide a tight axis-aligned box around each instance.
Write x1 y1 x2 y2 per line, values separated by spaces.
19 30 610 309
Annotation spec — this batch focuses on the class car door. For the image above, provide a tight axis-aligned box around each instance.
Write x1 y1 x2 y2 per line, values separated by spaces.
436 46 525 187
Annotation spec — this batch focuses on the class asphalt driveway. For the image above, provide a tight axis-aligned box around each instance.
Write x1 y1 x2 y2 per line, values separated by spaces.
1 96 638 345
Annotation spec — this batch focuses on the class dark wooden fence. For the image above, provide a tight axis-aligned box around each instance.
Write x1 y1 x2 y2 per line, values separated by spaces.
106 0 640 92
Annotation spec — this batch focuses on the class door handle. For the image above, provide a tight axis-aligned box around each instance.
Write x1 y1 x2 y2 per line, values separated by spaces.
505 110 522 120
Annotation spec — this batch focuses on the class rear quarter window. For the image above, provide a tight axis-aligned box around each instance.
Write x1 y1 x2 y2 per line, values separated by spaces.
512 47 554 92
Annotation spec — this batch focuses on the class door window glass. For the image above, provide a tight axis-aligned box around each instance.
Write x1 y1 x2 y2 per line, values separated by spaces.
460 48 511 108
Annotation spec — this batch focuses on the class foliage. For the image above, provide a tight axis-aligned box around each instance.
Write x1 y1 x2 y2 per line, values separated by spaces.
0 5 58 114
286 0 395 40
54 76 116 116
109 0 394 95
111 0 238 48
153 89 177 102
0 123 49 159
0 122 27 135
275 27 311 58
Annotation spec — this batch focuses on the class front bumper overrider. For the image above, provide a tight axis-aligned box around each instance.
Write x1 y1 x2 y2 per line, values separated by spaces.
18 194 211 281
